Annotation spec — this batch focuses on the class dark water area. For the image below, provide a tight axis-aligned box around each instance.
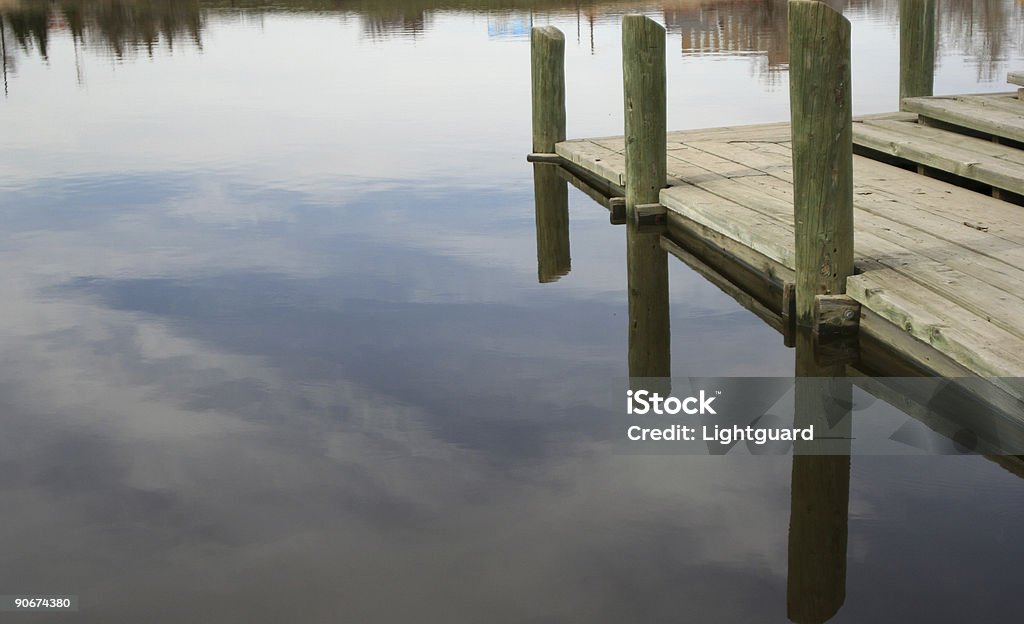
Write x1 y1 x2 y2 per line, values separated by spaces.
2 0 1024 621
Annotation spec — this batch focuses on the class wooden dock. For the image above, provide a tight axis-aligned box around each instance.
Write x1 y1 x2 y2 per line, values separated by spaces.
528 3 1024 406
556 105 1024 386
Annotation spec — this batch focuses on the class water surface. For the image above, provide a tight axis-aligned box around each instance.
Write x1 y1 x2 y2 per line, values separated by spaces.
2 1 1024 621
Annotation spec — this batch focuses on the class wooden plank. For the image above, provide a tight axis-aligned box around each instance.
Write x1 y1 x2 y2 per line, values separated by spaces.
847 269 1024 382
664 159 1024 343
851 157 1024 250
1009 71 1024 87
660 183 797 268
902 95 1024 143
667 146 763 179
854 111 919 122
859 118 1024 167
731 170 1024 296
965 93 1024 116
554 139 626 186
663 145 1024 284
686 139 793 179
883 260 1024 342
665 122 792 144
852 120 1024 195
661 139 1024 271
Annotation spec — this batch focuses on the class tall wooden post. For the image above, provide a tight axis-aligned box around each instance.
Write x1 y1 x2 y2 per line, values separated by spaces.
787 330 851 624
531 26 566 153
622 14 666 221
899 0 936 106
622 15 670 381
533 164 571 283
789 1 854 327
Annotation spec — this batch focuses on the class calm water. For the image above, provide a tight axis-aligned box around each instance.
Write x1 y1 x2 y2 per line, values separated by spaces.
2 1 1024 621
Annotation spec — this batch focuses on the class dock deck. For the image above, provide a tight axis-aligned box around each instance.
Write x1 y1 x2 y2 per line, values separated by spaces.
555 92 1024 387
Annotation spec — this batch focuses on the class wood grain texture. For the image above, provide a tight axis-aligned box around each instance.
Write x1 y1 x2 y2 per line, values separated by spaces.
789 0 854 326
622 14 667 217
902 95 1024 143
530 26 565 153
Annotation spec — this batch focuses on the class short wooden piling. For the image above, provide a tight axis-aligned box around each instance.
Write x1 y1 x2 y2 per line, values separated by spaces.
531 26 566 154
789 0 854 327
899 0 936 106
622 15 669 380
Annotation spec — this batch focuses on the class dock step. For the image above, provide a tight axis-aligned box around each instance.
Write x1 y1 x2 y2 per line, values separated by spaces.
901 92 1024 144
853 115 1024 196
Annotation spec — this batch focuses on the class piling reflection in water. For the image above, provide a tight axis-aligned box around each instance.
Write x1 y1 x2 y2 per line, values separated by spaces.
787 329 852 624
626 221 671 380
532 164 571 283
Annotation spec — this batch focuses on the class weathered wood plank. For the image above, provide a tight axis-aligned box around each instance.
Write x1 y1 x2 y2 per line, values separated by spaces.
902 95 1024 143
667 124 793 144
555 140 627 186
847 269 1024 381
666 211 795 286
851 157 1024 250
1009 71 1024 87
859 117 1024 167
853 120 1024 195
660 183 797 267
966 93 1024 115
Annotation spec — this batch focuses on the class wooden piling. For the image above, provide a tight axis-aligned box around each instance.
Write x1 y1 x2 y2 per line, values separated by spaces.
531 26 566 154
622 14 667 219
899 0 936 106
789 1 854 327
622 15 670 380
533 164 571 283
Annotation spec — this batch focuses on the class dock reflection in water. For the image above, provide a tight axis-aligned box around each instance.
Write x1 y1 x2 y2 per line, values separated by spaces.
532 161 1024 622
